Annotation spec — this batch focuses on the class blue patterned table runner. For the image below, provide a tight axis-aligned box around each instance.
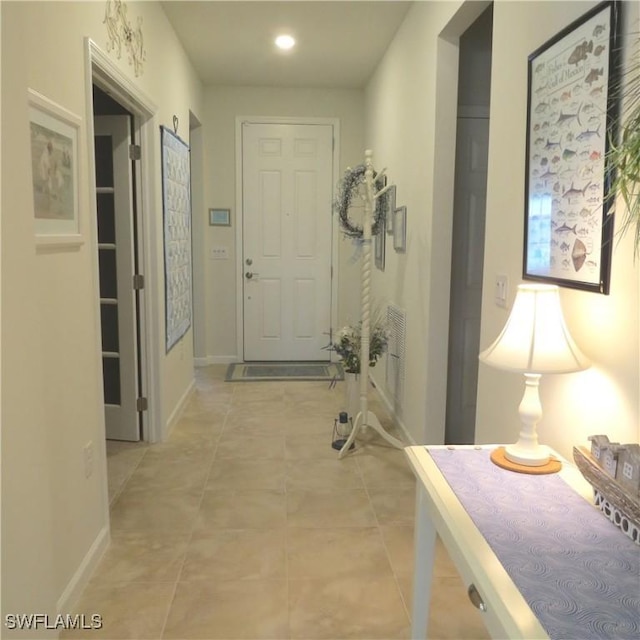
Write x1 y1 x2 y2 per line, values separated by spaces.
428 448 640 640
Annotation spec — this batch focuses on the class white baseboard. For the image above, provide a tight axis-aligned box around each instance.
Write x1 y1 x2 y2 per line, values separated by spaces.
165 378 196 439
194 355 237 367
370 375 416 446
56 525 110 615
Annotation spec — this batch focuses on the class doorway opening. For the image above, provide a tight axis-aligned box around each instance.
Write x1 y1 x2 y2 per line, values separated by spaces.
87 38 161 444
445 5 493 445
92 85 143 442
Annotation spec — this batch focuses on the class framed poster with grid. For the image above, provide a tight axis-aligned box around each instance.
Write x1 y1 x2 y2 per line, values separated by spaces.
161 125 192 352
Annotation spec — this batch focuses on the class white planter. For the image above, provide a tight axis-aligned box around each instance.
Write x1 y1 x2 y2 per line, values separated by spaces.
344 372 360 423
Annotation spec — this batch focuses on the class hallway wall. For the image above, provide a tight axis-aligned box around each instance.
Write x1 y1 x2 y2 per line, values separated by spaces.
364 0 480 442
198 85 365 363
477 0 639 457
2 0 638 634
364 0 639 453
1 1 203 633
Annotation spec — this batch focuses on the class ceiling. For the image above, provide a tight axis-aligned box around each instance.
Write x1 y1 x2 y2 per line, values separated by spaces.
160 1 412 89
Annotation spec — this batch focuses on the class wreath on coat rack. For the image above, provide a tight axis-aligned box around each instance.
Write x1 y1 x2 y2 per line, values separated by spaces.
334 164 388 239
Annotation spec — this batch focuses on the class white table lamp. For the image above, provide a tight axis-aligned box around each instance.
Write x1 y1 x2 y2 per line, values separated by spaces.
479 283 590 470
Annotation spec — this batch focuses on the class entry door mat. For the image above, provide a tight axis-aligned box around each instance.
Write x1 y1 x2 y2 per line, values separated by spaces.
225 362 344 382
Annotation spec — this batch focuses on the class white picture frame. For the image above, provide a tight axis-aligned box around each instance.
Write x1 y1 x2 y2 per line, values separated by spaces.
161 126 192 352
209 208 231 226
393 206 406 252
374 224 385 270
28 89 82 247
385 185 396 234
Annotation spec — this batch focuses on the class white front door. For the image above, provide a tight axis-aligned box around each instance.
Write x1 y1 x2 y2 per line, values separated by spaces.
241 122 334 361
95 115 140 441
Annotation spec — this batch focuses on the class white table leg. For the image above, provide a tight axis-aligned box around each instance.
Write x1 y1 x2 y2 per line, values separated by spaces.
411 485 437 639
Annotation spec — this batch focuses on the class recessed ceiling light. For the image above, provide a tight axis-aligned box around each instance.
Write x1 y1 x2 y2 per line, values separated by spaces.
275 34 296 51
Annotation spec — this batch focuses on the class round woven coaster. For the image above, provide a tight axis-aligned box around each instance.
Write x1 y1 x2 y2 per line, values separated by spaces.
490 446 562 475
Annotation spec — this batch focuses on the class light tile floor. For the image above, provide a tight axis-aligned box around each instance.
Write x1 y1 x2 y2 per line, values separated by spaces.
64 365 490 639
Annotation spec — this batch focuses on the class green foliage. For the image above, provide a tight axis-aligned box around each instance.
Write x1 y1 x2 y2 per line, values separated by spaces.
610 124 640 257
330 314 389 374
609 41 640 258
334 164 388 238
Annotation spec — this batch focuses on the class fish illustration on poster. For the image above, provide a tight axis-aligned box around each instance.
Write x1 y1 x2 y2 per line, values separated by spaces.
524 2 619 294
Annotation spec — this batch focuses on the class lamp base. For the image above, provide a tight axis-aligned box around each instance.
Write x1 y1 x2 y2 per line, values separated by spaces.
504 442 550 466
490 447 561 475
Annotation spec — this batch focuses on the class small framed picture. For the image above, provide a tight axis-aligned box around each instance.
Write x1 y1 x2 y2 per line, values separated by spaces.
374 224 385 271
29 88 82 246
209 208 231 226
385 185 396 234
393 206 406 253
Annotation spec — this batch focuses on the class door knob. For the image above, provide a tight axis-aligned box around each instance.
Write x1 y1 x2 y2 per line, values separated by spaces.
245 271 259 280
245 258 253 266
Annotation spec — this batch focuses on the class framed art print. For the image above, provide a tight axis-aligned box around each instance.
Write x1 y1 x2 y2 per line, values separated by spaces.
523 1 620 294
393 206 407 252
161 125 192 352
209 208 231 226
29 89 82 246
385 185 396 234
374 222 385 271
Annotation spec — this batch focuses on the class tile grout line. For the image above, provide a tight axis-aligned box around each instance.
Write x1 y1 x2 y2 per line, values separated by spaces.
100 368 420 639
356 450 414 629
107 442 150 507
158 398 229 640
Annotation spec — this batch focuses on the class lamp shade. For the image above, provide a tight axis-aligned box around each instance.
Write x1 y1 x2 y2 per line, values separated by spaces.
479 284 590 374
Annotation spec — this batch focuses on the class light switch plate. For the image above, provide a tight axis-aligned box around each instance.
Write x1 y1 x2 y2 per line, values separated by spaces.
495 274 508 308
210 246 229 260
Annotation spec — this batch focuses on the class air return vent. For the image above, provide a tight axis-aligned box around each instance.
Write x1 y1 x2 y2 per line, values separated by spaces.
386 304 406 404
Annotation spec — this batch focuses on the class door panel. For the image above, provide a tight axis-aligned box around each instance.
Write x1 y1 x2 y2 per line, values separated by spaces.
261 279 282 338
261 171 282 255
295 171 317 256
242 122 333 361
95 115 140 441
294 279 316 337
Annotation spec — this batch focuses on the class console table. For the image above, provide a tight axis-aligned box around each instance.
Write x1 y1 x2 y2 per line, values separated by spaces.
404 445 640 640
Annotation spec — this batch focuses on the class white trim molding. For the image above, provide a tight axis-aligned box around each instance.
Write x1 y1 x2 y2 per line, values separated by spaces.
194 355 237 367
165 378 196 440
56 525 110 615
371 373 416 446
234 116 340 363
85 38 163 444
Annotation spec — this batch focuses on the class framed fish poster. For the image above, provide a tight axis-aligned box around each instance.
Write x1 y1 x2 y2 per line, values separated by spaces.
523 1 621 294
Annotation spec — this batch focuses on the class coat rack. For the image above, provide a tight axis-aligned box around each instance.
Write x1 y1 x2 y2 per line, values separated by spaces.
339 150 404 458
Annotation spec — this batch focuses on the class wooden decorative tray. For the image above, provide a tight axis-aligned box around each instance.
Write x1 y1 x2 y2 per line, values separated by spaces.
573 445 640 545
